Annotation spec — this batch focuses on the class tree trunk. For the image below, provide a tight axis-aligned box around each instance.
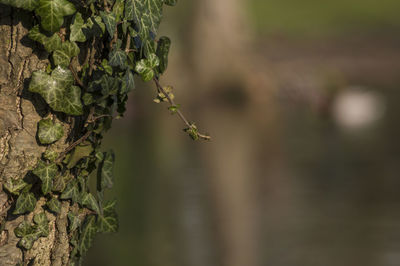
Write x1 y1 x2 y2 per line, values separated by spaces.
0 6 71 265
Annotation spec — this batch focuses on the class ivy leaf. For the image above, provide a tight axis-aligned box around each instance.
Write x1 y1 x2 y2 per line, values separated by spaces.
44 34 63 52
100 11 116 37
53 174 69 192
43 149 58 162
29 67 83 115
60 181 80 203
112 0 125 22
121 70 135 94
28 25 47 46
131 0 163 35
102 199 117 216
98 150 115 191
51 64 74 87
68 212 82 232
66 143 93 169
3 178 28 195
47 198 61 214
35 0 76 33
52 41 80 67
135 59 154 82
156 36 171 74
135 54 159 82
14 221 40 250
97 199 118 233
14 221 35 238
109 49 127 69
63 86 84 115
84 16 105 38
0 0 39 11
32 160 58 195
37 118 64 145
97 212 118 233
79 215 97 254
13 192 37 215
70 12 86 42
82 193 100 214
147 53 160 68
33 212 49 237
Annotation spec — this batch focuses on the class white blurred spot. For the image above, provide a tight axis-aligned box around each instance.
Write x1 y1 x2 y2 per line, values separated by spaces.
333 87 386 130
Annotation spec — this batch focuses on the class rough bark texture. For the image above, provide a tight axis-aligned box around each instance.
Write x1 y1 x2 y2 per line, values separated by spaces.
0 5 71 265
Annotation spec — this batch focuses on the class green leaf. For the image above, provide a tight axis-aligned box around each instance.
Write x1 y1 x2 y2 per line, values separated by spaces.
121 70 135 94
147 53 160 68
37 118 64 145
32 160 58 195
51 65 74 88
29 66 83 115
100 11 116 37
82 193 100 214
131 0 163 35
98 150 115 190
47 198 61 214
33 212 49 237
101 59 113 75
84 16 106 38
112 0 125 22
44 34 63 52
14 221 35 238
28 25 47 45
108 49 127 69
52 41 80 67
135 54 159 82
67 212 82 232
79 215 97 254
35 0 76 33
97 212 118 233
63 86 84 115
97 199 118 233
43 149 58 162
66 143 93 169
70 12 86 42
28 25 63 53
156 36 171 74
14 221 41 250
135 59 154 82
13 192 36 215
60 181 80 203
53 174 69 192
3 178 28 195
0 0 39 11
102 199 117 216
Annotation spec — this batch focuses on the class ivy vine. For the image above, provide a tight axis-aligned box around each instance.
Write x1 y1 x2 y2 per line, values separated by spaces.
0 0 209 263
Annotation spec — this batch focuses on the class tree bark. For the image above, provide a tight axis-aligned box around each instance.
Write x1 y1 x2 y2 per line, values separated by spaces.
0 6 71 265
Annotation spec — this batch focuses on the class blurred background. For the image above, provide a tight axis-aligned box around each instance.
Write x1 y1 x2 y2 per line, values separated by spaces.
86 1 400 265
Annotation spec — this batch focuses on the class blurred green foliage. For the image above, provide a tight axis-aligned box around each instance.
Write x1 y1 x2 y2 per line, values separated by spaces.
249 0 400 35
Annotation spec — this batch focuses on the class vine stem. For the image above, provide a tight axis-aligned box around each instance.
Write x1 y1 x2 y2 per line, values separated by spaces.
56 130 93 163
153 78 211 141
69 64 84 88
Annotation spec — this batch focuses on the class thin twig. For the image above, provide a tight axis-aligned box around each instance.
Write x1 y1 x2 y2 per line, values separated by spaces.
153 78 211 140
56 130 93 163
103 0 110 12
69 64 84 88
125 33 131 54
88 38 97 77
82 38 93 67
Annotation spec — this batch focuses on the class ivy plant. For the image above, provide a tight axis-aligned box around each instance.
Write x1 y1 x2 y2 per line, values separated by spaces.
0 0 210 263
